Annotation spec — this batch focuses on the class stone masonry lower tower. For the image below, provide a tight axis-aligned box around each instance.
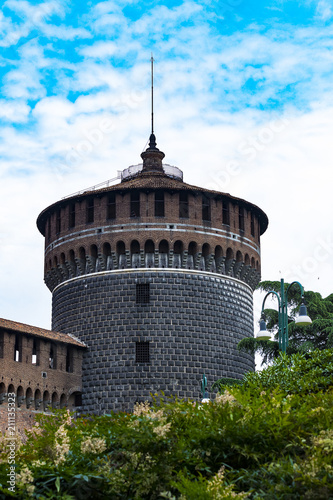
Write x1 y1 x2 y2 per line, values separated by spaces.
37 134 268 412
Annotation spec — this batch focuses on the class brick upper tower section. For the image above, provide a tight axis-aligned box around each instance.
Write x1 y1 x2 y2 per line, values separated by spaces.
36 138 268 293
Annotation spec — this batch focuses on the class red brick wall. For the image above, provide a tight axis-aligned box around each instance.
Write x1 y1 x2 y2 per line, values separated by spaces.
42 188 263 286
0 329 83 437
0 405 39 439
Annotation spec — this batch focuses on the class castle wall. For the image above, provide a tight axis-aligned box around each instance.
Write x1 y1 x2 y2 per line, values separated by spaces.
52 269 254 413
0 323 84 436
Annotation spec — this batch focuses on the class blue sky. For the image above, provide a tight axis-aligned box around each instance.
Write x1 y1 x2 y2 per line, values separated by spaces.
1 0 333 333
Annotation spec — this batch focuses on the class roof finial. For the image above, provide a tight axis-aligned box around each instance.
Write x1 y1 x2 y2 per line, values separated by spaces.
141 54 165 172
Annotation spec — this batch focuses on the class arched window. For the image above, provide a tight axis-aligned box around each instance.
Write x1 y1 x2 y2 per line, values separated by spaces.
173 240 183 268
159 240 169 253
26 388 33 409
34 389 42 410
226 248 234 260
43 391 50 411
159 240 169 268
131 240 140 254
187 242 197 269
52 392 59 410
117 241 126 269
215 245 223 259
79 247 86 260
68 391 82 409
236 251 243 262
103 242 111 257
17 386 24 407
174 241 183 254
103 242 112 270
202 243 211 257
145 240 155 253
116 241 126 255
131 240 140 267
188 242 197 255
90 245 98 259
145 240 155 268
60 394 67 409
245 254 250 265
251 257 255 268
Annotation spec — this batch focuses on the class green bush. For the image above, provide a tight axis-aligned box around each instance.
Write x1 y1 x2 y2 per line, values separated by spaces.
211 377 243 392
241 349 333 396
1 350 333 499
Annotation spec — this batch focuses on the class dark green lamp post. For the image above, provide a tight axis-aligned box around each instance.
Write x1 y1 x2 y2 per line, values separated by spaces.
256 278 312 353
200 374 210 402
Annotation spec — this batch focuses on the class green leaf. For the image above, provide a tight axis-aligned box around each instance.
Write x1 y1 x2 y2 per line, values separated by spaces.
55 476 61 493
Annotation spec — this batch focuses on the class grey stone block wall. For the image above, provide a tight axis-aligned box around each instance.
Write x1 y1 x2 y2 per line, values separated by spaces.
52 269 255 413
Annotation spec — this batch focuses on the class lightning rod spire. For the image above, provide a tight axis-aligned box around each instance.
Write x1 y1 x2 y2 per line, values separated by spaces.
141 54 165 171
151 53 154 135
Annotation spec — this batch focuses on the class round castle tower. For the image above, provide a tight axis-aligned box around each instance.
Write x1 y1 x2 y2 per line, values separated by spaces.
37 133 268 412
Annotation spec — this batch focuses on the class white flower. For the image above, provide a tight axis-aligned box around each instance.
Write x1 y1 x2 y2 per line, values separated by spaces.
17 466 34 485
133 401 151 416
54 424 70 465
215 390 237 406
153 422 171 438
81 436 107 454
17 466 35 495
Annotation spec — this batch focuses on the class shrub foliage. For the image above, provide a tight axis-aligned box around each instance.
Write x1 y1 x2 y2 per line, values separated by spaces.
1 349 333 499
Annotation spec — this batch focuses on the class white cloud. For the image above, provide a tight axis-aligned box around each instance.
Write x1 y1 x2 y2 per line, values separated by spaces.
79 41 118 58
1 0 89 47
0 99 30 122
41 24 91 40
132 1 203 35
315 0 333 21
3 66 45 100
